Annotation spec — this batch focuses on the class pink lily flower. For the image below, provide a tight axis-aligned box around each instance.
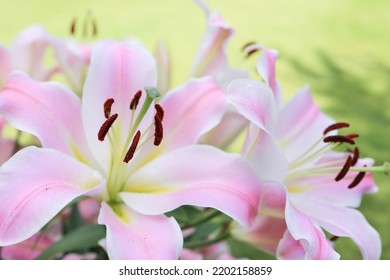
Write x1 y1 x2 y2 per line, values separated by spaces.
50 37 92 95
0 25 55 87
229 45 382 259
0 40 260 259
191 0 247 88
227 52 382 259
189 0 250 149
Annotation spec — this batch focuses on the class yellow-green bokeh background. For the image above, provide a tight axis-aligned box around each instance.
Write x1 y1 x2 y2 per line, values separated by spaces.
0 0 389 259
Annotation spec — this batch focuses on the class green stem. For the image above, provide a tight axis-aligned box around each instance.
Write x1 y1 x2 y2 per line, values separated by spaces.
181 209 222 230
184 232 231 249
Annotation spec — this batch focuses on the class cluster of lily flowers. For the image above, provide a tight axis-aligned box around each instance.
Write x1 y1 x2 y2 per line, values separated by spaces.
0 1 388 260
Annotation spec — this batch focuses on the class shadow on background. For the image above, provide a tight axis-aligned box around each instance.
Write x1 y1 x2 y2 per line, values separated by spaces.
286 51 390 259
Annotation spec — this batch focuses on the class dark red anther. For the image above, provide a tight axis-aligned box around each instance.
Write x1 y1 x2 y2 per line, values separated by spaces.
323 122 350 135
335 155 353 182
241 41 257 51
348 166 366 189
124 130 141 163
351 147 360 166
330 236 339 242
246 48 260 58
154 104 164 122
323 135 355 145
92 18 98 37
346 133 359 139
70 17 76 35
103 98 115 118
130 90 142 110
98 113 118 141
246 49 260 58
153 116 163 146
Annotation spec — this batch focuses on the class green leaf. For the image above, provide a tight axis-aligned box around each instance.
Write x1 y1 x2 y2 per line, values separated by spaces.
227 237 276 260
36 224 106 260
63 203 84 234
166 206 203 224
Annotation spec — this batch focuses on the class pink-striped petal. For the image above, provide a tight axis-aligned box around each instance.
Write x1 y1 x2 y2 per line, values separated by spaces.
11 25 53 81
233 215 287 255
291 196 381 260
0 147 104 246
98 202 182 260
82 40 157 169
160 77 227 150
281 200 339 259
275 85 335 163
242 125 288 182
50 37 91 94
0 72 95 166
228 79 277 132
200 107 249 149
256 47 282 104
120 145 261 227
191 4 233 78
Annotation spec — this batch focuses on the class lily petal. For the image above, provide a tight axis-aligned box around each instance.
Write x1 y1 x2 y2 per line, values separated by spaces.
191 4 232 78
0 72 94 165
120 145 260 227
50 37 91 94
82 40 157 169
200 107 248 149
0 147 104 246
228 79 277 132
256 47 282 104
282 199 339 259
11 25 53 81
160 77 227 150
291 196 381 260
233 216 287 255
191 1 247 88
242 125 288 182
275 85 335 163
98 202 182 259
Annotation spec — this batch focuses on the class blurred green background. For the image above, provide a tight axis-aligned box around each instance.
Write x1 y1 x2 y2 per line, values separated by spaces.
0 0 389 259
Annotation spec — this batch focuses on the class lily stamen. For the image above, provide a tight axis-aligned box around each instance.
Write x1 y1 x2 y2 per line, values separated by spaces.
335 155 353 182
346 133 359 139
351 147 360 166
104 98 115 118
323 122 350 135
98 113 118 141
323 135 355 145
130 90 142 110
348 168 367 189
153 116 163 146
154 104 164 121
124 130 141 163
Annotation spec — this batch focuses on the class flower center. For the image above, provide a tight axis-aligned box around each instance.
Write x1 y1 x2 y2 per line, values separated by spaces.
286 122 389 191
97 87 164 201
